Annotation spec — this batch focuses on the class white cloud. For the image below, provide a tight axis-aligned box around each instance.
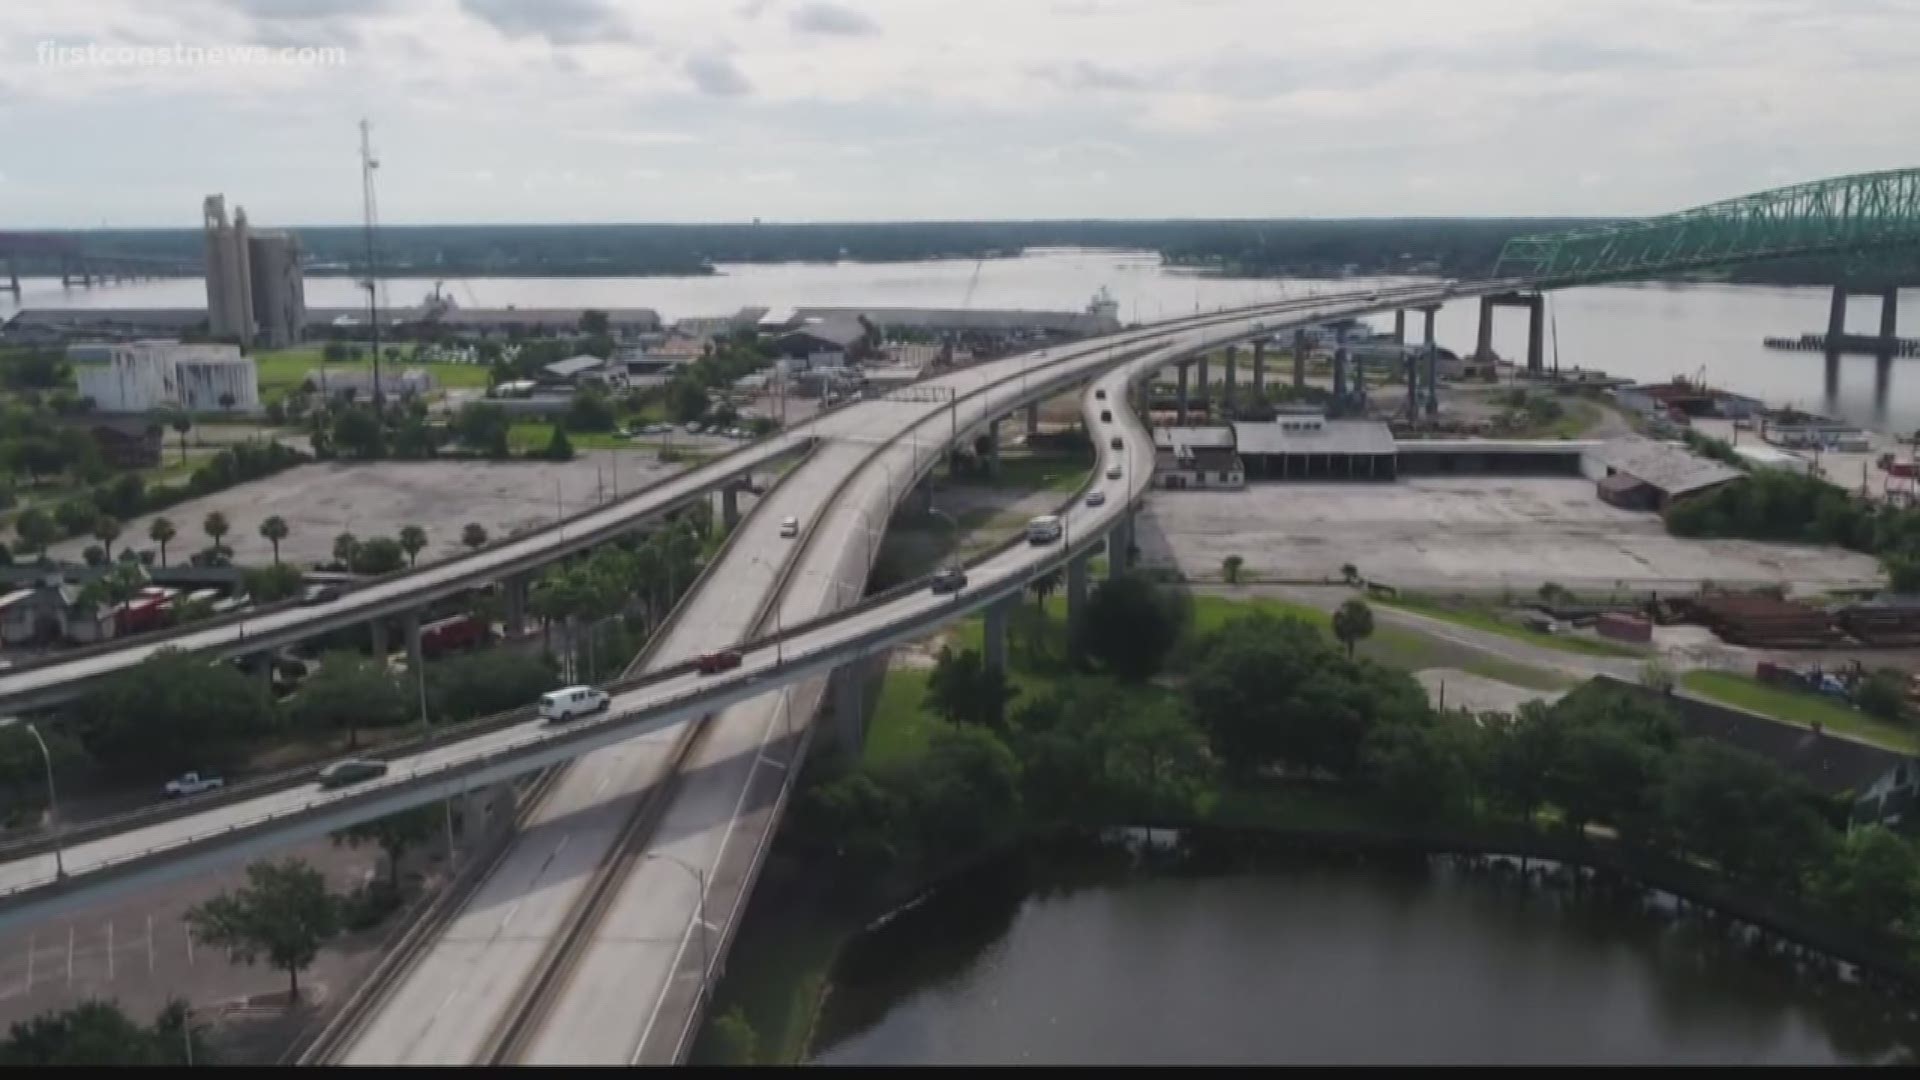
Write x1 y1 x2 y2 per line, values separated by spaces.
790 3 879 36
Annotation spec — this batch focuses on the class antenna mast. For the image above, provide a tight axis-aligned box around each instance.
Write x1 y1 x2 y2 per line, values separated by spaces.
359 118 384 404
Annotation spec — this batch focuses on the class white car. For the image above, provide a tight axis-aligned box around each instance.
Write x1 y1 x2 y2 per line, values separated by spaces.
163 772 225 798
1086 490 1107 507
539 685 610 723
1105 465 1123 480
779 517 800 538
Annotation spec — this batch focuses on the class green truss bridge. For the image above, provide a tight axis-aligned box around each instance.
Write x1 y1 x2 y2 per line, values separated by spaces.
1475 168 1920 373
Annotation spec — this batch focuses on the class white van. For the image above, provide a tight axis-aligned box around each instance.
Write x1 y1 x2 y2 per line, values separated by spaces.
539 685 610 723
779 516 799 538
1026 515 1064 545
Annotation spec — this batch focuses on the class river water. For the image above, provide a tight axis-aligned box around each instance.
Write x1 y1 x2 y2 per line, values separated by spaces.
7 249 1918 430
808 850 1918 1066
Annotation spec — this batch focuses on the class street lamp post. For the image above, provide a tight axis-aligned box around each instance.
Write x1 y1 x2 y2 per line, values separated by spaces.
7 721 63 880
646 852 710 1006
927 507 961 574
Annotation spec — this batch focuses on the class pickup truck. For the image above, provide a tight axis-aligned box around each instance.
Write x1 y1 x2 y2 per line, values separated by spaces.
164 772 225 798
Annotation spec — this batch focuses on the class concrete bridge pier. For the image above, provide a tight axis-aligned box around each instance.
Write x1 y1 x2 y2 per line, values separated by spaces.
1331 344 1348 403
1293 329 1308 388
1066 551 1090 661
1252 340 1267 396
1196 356 1210 415
1105 515 1132 581
1025 402 1040 437
460 784 511 852
1475 297 1495 362
370 617 390 659
1223 345 1239 413
403 609 424 677
720 485 740 531
1404 353 1420 419
1525 295 1545 376
1423 304 1440 417
1176 362 1190 422
983 594 1012 676
1882 287 1900 341
1478 292 1546 375
1827 285 1850 341
831 663 866 755
1393 309 1407 344
4 258 18 297
251 652 275 691
505 573 530 637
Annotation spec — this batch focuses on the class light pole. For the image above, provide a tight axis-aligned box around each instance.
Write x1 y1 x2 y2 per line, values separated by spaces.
927 507 961 574
5 720 63 880
646 852 710 1006
750 555 786 666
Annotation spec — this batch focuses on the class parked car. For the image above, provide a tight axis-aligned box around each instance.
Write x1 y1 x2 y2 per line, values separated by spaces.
930 567 968 595
163 772 224 798
539 685 611 723
318 759 388 790
1105 465 1123 480
299 583 344 606
697 650 744 675
1086 490 1106 507
779 516 799 538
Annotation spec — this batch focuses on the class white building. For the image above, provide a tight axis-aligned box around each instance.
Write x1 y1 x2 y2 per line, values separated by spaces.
305 365 435 400
70 340 261 414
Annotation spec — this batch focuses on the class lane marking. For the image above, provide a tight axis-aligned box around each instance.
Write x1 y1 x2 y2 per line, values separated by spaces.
185 926 194 967
66 925 72 985
25 933 34 990
106 922 114 981
146 914 154 975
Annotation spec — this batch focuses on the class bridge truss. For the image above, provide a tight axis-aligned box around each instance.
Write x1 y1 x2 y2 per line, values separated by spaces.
1494 167 1920 287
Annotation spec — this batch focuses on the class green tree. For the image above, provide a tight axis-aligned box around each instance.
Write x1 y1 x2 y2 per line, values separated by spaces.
578 308 611 336
257 515 290 565
1332 598 1375 659
398 525 428 567
1816 825 1920 933
1360 718 1476 821
1340 562 1359 585
452 402 511 458
1658 739 1832 889
185 858 340 1000
1854 668 1909 723
353 536 406 575
706 1006 758 1065
14 508 54 559
542 425 575 462
1079 572 1187 681
294 651 410 749
427 650 559 724
332 531 360 568
90 515 121 561
0 998 208 1066
667 375 709 423
69 648 275 778
202 510 230 552
147 516 177 567
1028 566 1062 611
567 386 617 433
1221 554 1244 584
332 806 439 889
461 522 489 551
924 646 1014 729
330 405 386 459
242 562 304 603
169 410 192 464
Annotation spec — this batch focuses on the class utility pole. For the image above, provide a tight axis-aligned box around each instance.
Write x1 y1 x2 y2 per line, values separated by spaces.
359 118 384 406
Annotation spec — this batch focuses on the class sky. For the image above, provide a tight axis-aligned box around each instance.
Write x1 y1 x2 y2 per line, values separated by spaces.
2 0 1917 228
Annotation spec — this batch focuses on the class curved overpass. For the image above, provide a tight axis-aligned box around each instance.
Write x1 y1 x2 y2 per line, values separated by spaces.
0 281 1464 933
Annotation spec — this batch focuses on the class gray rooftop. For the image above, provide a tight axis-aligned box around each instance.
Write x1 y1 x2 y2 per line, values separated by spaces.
1153 426 1237 451
1232 419 1396 457
783 318 868 349
543 354 612 378
792 306 1112 335
1592 436 1743 497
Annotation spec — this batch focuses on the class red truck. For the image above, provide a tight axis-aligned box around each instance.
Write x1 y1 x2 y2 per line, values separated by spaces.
419 614 491 659
696 650 743 675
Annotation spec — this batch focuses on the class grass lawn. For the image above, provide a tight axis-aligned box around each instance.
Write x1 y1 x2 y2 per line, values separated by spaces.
1376 595 1648 659
505 421 634 453
1679 670 1920 754
252 347 494 401
863 666 945 769
968 450 1092 493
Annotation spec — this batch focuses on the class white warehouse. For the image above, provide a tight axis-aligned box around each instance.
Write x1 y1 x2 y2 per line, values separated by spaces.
69 340 262 415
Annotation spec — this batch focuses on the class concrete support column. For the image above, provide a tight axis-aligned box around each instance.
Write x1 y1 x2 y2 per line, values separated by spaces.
460 783 509 850
1405 353 1419 418
1196 356 1210 415
1106 516 1131 581
403 608 424 675
833 663 866 755
1066 551 1090 661
1424 306 1440 417
987 419 1001 475
370 617 389 659
1176 362 1190 423
4 259 17 297
253 652 275 692
505 573 529 637
1293 329 1307 388
720 485 740 530
1332 344 1348 403
1393 309 1406 344
1025 402 1040 436
1475 296 1495 361
1252 340 1267 396
1525 295 1545 376
983 594 1012 676
1881 287 1899 342
1223 345 1238 413
1828 284 1849 341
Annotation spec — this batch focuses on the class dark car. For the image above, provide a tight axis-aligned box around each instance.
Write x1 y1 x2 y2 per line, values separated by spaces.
1100 409 1112 423
1095 388 1107 400
300 583 344 606
696 650 744 675
318 759 388 790
930 567 968 596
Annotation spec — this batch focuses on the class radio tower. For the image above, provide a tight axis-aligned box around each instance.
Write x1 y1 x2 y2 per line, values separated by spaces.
359 118 384 404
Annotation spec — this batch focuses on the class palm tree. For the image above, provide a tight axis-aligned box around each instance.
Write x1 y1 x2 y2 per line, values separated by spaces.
461 522 488 551
92 515 121 561
1029 567 1062 612
169 409 193 464
398 525 427 567
1222 555 1244 585
1332 598 1375 659
218 391 236 412
149 516 176 567
259 515 290 565
1340 562 1360 587
203 510 230 552
332 532 360 569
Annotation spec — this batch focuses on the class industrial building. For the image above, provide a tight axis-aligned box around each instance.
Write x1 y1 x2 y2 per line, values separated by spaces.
69 340 260 415
201 194 307 349
1152 427 1246 489
1232 417 1399 481
1585 437 1743 511
305 366 435 400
